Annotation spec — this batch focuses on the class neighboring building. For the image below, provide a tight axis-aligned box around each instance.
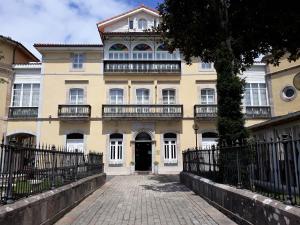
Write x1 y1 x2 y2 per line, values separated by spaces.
0 35 39 140
4 5 270 175
265 56 300 117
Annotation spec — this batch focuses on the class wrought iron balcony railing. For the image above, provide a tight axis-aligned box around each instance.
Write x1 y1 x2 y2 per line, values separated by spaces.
245 106 271 119
8 107 38 119
194 105 217 119
102 104 183 119
104 60 181 74
58 105 91 119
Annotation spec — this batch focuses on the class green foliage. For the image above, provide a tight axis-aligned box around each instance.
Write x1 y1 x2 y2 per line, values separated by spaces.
158 0 300 144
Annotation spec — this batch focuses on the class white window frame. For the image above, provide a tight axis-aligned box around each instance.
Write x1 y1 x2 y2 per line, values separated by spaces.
164 136 177 163
71 53 84 70
109 137 123 164
69 88 84 105
201 88 215 105
199 62 214 71
136 88 150 104
162 89 176 104
11 83 40 107
244 83 268 106
109 88 124 104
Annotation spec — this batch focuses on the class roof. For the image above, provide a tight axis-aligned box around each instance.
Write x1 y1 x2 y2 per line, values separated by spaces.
97 5 160 41
34 43 103 48
249 110 300 131
97 5 159 26
0 35 39 62
13 62 42 69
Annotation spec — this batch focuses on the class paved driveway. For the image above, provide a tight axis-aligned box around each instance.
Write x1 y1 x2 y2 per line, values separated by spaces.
55 175 236 225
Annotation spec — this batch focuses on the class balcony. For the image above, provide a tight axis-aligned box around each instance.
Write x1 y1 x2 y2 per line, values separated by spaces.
8 107 38 119
102 104 183 120
194 105 217 120
103 60 181 74
58 105 91 120
245 106 271 119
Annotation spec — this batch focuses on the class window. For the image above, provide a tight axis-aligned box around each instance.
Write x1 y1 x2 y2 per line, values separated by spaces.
69 88 84 105
138 18 147 30
66 133 84 152
132 44 153 60
156 45 179 60
108 44 129 60
164 133 177 163
245 83 268 106
202 132 218 149
109 133 123 164
12 83 40 107
136 89 150 104
201 62 213 70
282 86 296 101
109 89 123 104
162 89 175 104
72 53 84 69
201 89 215 104
129 20 134 29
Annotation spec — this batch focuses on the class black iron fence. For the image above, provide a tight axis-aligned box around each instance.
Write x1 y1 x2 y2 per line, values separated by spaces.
0 141 103 204
8 107 38 119
183 136 300 206
58 104 91 119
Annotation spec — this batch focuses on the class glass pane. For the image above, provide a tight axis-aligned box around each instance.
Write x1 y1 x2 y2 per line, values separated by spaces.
245 89 251 106
22 84 31 106
252 88 259 105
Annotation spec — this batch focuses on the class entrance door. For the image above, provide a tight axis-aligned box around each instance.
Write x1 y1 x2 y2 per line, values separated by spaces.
135 132 152 171
135 142 152 171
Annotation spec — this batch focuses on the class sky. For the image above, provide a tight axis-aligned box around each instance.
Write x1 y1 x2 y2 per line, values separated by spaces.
0 0 163 58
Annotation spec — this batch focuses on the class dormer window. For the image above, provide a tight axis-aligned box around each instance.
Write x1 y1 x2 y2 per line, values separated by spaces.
138 19 147 30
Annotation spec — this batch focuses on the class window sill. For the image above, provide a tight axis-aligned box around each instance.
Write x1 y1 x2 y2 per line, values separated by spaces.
70 68 85 72
164 161 178 166
109 162 123 167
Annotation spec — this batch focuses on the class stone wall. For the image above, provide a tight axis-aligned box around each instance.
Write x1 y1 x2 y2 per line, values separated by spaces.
0 173 106 225
180 172 300 225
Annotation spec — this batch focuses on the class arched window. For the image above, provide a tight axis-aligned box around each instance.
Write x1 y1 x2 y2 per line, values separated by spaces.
164 133 177 163
201 88 215 104
202 132 218 149
109 133 123 164
133 44 153 60
66 133 84 152
138 18 148 30
108 43 129 60
135 132 151 141
156 44 179 60
69 88 84 104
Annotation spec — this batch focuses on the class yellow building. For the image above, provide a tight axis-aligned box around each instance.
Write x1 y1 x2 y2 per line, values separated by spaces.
265 56 300 116
5 6 270 175
0 35 39 140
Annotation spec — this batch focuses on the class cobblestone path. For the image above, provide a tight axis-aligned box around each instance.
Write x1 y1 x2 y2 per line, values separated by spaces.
55 175 236 225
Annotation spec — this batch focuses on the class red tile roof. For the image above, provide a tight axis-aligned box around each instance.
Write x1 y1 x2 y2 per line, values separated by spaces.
34 43 103 48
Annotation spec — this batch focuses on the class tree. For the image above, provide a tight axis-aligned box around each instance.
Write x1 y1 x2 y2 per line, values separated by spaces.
157 0 300 144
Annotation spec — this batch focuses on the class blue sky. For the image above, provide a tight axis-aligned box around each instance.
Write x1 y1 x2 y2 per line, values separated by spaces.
0 0 163 58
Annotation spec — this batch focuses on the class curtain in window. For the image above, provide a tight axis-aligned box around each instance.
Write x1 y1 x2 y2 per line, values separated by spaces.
162 89 175 104
12 83 40 107
69 88 84 104
12 84 22 106
201 89 215 104
136 89 150 104
109 89 123 104
245 83 268 106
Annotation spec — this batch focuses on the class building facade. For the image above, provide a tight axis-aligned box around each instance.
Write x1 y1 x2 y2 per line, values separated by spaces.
4 6 271 175
0 35 39 140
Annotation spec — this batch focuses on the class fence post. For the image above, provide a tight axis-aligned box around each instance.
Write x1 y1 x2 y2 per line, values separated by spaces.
6 141 16 204
236 144 242 189
51 145 56 189
282 135 293 205
212 145 216 179
74 149 78 181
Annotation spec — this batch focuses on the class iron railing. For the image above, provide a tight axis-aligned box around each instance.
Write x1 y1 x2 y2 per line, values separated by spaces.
183 136 300 206
8 107 38 119
102 104 183 119
194 105 217 119
245 106 271 119
58 105 91 119
104 60 181 73
0 141 103 204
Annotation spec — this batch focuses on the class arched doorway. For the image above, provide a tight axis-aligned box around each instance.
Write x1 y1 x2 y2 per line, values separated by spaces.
135 132 152 171
6 133 36 146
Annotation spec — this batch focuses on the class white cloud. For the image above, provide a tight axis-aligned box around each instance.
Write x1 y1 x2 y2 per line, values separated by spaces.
0 0 133 58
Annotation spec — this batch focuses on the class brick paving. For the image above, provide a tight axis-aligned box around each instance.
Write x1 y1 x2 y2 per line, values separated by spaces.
55 175 236 225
